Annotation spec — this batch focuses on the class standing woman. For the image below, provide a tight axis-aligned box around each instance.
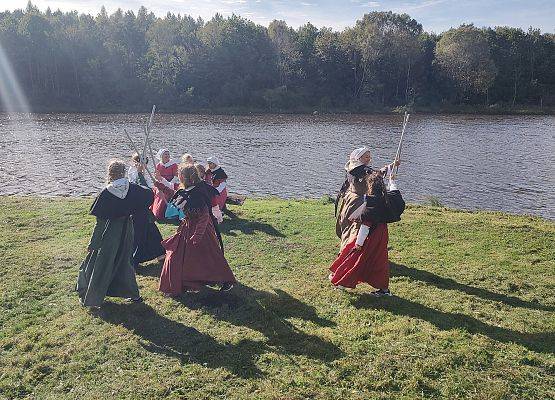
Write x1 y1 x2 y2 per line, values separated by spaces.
77 159 152 308
159 164 236 296
151 149 178 220
330 172 405 295
335 147 397 247
127 153 165 266
205 156 228 211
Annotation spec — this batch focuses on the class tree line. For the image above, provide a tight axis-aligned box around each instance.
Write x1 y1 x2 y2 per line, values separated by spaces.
1 2 554 113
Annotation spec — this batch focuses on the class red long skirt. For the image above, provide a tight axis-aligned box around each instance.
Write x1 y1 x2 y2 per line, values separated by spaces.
329 223 389 289
214 187 228 210
159 210 236 295
151 183 175 220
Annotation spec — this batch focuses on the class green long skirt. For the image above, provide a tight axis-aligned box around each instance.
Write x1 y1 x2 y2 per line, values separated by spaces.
77 216 140 307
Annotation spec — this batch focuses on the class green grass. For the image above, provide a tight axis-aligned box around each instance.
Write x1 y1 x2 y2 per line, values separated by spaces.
0 197 554 400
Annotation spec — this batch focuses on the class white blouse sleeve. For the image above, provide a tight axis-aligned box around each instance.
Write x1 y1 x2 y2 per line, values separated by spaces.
388 178 398 191
356 224 370 246
211 205 223 223
215 181 227 193
127 167 138 184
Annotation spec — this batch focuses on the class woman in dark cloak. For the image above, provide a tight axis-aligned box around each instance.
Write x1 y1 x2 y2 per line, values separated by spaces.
76 159 153 308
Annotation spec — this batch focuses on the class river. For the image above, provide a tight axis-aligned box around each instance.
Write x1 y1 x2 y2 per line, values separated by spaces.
0 113 553 219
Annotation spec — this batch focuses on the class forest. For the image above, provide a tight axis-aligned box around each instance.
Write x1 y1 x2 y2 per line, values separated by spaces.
0 2 554 113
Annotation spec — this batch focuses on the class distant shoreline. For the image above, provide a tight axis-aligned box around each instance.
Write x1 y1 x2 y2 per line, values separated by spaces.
2 105 554 116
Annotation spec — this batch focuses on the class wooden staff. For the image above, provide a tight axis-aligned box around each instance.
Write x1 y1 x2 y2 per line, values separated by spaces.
144 106 158 175
390 112 410 179
124 128 156 182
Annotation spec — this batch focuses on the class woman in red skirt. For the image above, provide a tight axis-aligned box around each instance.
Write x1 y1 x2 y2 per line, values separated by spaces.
205 156 228 211
159 164 236 296
151 149 178 220
330 171 404 296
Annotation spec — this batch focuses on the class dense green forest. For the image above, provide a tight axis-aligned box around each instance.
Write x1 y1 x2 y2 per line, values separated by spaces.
0 2 554 113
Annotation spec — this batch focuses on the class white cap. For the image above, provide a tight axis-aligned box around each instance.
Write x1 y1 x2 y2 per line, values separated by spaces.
207 156 220 166
156 148 169 160
350 147 371 161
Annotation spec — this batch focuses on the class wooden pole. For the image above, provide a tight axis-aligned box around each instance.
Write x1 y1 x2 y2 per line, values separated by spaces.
124 128 156 183
145 105 158 171
391 112 410 178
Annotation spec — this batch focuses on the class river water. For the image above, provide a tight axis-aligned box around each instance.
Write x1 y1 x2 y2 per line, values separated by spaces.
0 113 553 219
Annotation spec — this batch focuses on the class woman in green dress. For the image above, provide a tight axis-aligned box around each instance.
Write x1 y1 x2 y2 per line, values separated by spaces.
76 159 153 309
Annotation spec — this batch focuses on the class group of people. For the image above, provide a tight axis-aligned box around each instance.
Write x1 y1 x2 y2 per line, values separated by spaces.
76 150 234 309
76 145 404 309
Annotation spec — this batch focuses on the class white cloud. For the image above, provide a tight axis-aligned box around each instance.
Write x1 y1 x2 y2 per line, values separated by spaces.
360 1 380 6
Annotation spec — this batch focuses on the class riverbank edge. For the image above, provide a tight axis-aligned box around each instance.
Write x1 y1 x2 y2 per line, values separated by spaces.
1 194 552 223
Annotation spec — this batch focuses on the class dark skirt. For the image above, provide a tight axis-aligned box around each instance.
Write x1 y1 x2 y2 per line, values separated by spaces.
77 217 140 306
133 212 165 265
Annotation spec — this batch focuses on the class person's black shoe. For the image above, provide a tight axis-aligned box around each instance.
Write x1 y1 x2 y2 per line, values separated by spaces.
128 296 144 303
371 289 392 297
220 283 234 292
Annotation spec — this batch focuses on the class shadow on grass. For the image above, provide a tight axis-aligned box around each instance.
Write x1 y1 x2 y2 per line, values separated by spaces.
351 294 554 355
176 284 341 362
390 262 554 312
219 210 284 238
98 302 265 378
135 262 163 278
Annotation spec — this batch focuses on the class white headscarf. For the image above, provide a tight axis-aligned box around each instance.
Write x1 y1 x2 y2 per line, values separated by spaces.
106 177 130 199
156 148 169 160
349 147 371 161
207 156 220 166
345 146 371 183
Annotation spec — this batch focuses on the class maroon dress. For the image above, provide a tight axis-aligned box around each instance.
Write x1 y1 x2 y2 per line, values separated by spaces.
329 223 389 289
330 187 404 290
205 167 228 210
151 162 178 220
159 185 236 295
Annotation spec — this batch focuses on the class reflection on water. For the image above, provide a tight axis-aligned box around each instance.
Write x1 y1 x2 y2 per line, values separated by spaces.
0 113 553 219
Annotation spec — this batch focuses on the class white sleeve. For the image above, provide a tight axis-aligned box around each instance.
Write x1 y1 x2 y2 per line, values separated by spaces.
215 181 227 193
356 224 370 246
211 205 223 224
348 201 367 221
127 168 138 184
170 176 180 185
388 178 398 191
160 177 174 189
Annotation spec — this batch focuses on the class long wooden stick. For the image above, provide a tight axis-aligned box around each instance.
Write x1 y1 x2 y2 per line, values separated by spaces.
124 128 156 182
391 112 410 177
144 105 156 155
147 104 156 131
145 105 158 170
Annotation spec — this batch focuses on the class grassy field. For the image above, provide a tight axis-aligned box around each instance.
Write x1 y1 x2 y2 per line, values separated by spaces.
0 197 553 400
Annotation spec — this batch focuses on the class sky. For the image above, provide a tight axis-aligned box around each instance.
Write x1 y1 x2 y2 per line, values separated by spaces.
3 0 554 33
